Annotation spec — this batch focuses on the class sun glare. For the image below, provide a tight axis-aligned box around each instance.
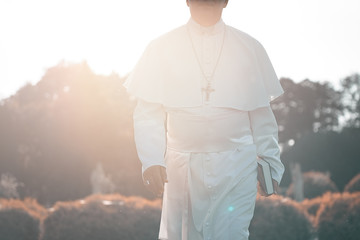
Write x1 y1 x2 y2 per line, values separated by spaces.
0 0 359 99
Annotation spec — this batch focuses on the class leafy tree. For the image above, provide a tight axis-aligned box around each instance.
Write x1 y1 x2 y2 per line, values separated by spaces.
0 61 359 206
272 78 343 146
0 62 149 205
281 127 360 190
340 73 360 128
271 77 349 189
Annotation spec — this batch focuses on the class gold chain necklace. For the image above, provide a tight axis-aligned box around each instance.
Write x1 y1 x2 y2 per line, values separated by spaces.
186 24 226 102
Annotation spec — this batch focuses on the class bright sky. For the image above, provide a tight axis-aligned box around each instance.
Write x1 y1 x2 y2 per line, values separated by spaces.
0 0 359 100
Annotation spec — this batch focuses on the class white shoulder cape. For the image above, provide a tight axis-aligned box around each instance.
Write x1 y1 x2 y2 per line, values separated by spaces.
124 24 284 111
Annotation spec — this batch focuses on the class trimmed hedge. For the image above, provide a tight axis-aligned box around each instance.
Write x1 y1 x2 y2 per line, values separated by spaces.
344 173 360 193
301 196 324 219
2 190 360 240
287 171 338 199
42 194 162 240
316 192 360 240
0 198 45 240
249 195 314 240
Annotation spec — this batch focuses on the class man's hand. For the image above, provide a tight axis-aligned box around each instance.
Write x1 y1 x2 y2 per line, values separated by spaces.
258 179 280 197
143 165 168 197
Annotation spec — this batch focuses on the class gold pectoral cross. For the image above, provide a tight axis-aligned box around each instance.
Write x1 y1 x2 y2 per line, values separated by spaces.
202 82 215 102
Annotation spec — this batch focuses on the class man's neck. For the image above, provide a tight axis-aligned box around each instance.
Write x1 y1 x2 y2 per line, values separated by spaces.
188 2 224 27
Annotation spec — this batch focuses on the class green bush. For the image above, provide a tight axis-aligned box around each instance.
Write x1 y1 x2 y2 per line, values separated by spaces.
344 173 360 193
0 198 44 240
287 171 338 199
316 192 360 240
42 194 161 240
301 196 323 217
249 195 314 240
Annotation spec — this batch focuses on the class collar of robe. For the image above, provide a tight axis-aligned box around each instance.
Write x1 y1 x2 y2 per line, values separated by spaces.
187 17 225 36
124 20 284 111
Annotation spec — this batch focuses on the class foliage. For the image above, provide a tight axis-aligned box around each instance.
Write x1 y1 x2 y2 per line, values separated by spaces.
340 73 360 128
0 61 358 204
42 194 161 240
0 61 149 205
0 198 45 240
344 173 360 193
301 196 324 225
273 77 349 188
281 127 360 189
249 195 314 240
316 192 360 240
1 191 360 240
273 78 343 144
286 171 338 200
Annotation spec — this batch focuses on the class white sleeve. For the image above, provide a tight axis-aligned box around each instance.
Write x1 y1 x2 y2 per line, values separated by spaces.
133 99 167 175
249 106 285 184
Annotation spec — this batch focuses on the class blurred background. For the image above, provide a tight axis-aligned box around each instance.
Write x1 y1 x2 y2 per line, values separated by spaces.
0 0 359 240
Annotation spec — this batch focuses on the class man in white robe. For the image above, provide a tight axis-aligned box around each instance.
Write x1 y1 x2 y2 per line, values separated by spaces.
124 1 285 239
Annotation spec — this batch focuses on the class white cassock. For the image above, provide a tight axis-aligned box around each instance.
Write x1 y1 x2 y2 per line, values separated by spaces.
124 18 285 240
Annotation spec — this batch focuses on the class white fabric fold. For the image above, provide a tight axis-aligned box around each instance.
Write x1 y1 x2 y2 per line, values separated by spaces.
133 101 284 239
248 106 285 183
128 16 285 240
123 18 284 111
133 100 167 174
